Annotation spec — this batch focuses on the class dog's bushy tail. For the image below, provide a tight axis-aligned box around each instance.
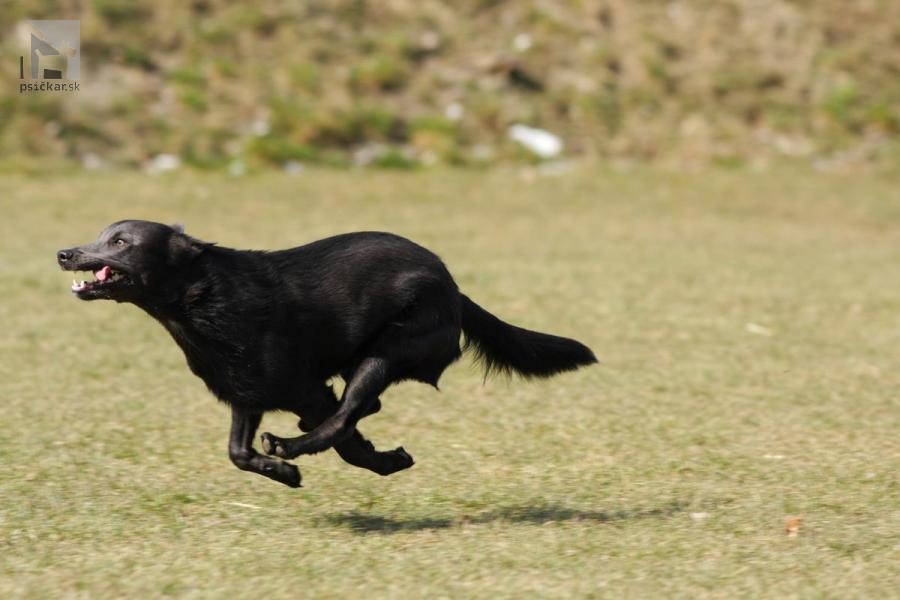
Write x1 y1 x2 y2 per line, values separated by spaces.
460 294 597 379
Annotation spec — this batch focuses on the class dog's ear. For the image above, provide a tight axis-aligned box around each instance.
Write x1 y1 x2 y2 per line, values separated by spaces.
168 231 207 263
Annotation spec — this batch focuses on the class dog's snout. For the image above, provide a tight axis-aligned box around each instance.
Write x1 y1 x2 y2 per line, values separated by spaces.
57 249 74 264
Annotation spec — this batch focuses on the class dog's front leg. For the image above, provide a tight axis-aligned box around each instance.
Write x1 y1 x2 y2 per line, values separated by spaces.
228 407 302 488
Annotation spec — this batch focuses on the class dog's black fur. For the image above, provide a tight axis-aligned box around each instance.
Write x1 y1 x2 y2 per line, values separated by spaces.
58 220 596 487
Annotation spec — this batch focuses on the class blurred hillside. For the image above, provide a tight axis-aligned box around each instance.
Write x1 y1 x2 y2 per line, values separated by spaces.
2 0 899 171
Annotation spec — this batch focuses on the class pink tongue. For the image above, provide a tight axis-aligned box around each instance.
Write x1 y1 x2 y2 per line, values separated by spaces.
94 266 112 281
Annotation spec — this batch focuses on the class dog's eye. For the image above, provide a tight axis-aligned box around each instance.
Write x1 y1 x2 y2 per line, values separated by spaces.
114 239 127 247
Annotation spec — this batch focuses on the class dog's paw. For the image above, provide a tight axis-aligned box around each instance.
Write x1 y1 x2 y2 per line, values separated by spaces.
281 462 302 488
388 446 415 471
260 432 289 459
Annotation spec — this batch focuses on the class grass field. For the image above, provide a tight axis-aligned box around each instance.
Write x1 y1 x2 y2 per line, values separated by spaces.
1 166 898 598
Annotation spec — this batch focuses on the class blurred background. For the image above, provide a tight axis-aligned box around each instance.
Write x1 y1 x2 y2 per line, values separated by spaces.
3 0 899 173
2 3 900 598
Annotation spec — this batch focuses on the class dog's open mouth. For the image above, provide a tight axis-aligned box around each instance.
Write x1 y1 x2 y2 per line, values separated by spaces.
71 265 131 294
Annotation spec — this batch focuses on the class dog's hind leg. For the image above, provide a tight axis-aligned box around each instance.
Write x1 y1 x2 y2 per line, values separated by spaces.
334 430 414 475
297 374 380 432
228 407 302 488
296 385 413 476
262 292 461 462
262 357 388 459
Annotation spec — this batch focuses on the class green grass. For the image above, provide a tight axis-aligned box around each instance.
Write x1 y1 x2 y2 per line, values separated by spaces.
0 167 898 598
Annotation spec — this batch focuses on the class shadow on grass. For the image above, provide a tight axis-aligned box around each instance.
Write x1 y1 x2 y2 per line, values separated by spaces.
322 500 687 534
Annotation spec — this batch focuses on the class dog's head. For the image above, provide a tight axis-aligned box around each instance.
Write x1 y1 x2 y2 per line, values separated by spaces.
57 220 206 303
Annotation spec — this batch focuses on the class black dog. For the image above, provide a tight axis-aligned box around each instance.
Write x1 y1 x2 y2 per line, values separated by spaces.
58 220 596 487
